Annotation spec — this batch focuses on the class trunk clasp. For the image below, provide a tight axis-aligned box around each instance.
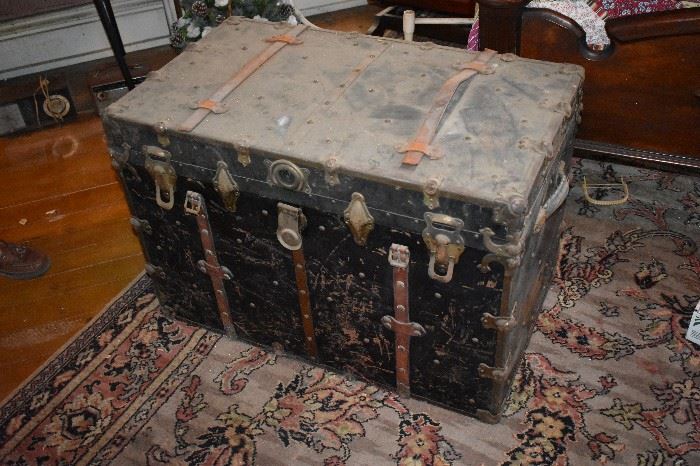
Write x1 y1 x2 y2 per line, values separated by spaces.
277 203 307 251
144 145 177 210
422 213 465 283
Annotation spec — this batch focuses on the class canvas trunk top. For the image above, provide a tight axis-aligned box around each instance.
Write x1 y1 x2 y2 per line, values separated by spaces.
106 18 583 234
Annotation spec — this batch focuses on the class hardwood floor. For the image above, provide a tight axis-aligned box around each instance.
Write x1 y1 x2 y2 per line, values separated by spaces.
0 6 381 401
0 115 144 399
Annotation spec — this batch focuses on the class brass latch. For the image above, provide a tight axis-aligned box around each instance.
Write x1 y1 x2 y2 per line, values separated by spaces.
144 146 177 210
343 192 374 246
277 203 306 251
213 161 240 212
422 213 465 283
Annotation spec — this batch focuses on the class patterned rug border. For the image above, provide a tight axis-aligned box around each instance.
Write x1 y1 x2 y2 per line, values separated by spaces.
0 272 149 425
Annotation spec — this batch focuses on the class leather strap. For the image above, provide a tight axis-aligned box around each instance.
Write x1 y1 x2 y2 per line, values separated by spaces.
184 191 236 336
292 248 319 358
399 49 498 165
178 25 307 132
382 244 426 398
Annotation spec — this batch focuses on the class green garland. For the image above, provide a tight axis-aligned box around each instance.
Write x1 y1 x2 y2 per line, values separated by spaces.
170 0 296 48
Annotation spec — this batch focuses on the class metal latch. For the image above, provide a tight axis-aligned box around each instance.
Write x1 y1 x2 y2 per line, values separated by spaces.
277 203 306 251
422 213 465 283
343 192 374 246
213 161 240 212
144 145 177 210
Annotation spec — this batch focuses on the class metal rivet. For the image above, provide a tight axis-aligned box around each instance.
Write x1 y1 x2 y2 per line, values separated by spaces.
261 209 268 216
363 338 370 344
334 356 340 361
396 281 405 288
319 225 326 232
272 280 279 286
284 339 290 344
368 88 374 93
468 398 475 404
358 272 365 279
306 119 313 124
296 264 303 269
307 337 313 341
326 297 333 302
396 305 405 312
472 337 479 344
434 292 442 299
236 238 242 244
249 303 255 308
433 359 440 365
304 313 310 318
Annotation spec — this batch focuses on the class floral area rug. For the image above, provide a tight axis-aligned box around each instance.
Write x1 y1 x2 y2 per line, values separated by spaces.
1 159 698 465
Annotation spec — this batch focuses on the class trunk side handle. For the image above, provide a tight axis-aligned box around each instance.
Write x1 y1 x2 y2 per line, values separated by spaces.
534 163 569 233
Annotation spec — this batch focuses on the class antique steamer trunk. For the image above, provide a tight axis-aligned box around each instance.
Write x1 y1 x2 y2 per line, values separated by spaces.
102 18 583 423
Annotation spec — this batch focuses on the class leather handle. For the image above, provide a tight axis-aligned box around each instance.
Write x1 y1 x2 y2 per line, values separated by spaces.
534 164 569 233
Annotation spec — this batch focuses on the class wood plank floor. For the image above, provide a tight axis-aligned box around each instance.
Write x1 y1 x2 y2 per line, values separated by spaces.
0 6 380 401
0 115 144 399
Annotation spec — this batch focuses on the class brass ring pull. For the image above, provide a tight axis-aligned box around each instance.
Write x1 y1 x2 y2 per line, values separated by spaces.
428 254 455 283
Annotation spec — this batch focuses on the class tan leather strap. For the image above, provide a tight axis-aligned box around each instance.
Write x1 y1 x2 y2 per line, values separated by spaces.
382 244 426 398
399 49 498 165
292 248 319 358
178 25 308 132
184 191 236 336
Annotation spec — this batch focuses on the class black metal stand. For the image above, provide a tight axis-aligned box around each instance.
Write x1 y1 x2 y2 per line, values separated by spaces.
93 0 135 90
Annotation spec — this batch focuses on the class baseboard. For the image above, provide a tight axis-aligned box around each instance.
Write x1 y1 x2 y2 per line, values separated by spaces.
574 139 700 174
301 0 367 17
0 0 177 80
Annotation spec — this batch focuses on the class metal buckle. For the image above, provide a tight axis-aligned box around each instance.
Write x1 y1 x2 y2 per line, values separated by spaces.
388 243 409 269
184 190 202 215
422 213 465 283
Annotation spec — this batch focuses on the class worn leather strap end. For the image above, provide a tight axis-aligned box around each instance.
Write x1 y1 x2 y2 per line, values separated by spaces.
399 141 441 165
457 62 496 74
192 99 228 114
266 34 303 45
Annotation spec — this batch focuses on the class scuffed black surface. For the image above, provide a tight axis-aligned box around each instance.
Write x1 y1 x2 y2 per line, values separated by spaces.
120 161 507 415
